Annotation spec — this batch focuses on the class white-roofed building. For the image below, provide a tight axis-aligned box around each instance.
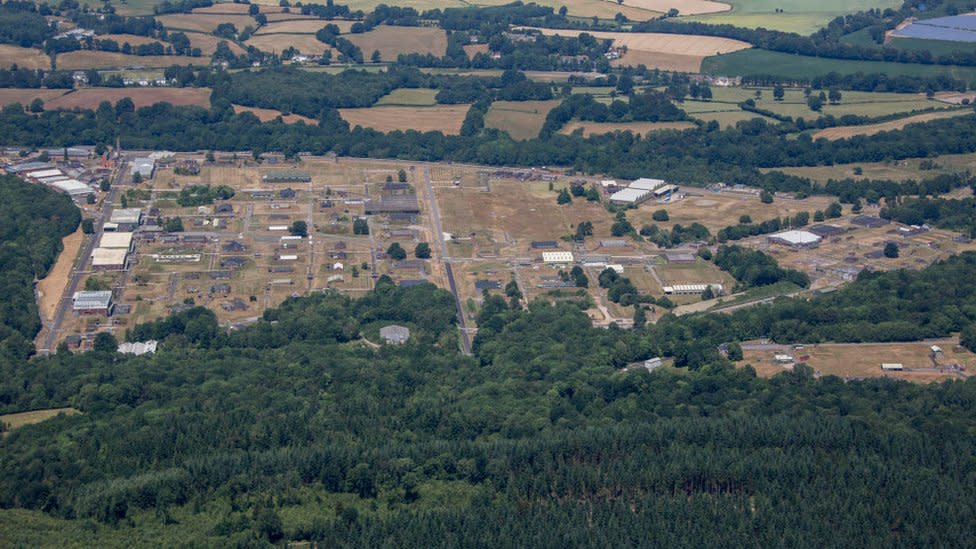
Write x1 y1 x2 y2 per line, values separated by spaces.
25 168 63 180
768 230 822 249
130 157 155 179
653 183 679 197
38 175 70 184
609 187 652 204
91 247 129 270
542 251 574 264
380 325 410 344
118 340 158 355
109 208 142 225
50 179 93 196
98 232 134 252
629 178 667 191
662 283 724 295
72 290 113 315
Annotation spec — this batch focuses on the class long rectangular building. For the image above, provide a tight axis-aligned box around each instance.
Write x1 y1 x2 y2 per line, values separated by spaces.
72 291 113 315
91 247 129 271
98 232 134 251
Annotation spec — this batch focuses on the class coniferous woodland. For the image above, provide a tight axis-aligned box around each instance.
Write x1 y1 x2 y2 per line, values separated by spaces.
1 183 976 546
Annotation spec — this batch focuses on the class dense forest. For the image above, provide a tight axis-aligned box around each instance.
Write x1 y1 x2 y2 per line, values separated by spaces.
2 264 976 545
0 175 79 360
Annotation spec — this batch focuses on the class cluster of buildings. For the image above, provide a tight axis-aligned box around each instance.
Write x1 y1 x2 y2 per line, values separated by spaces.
609 178 678 205
6 161 97 198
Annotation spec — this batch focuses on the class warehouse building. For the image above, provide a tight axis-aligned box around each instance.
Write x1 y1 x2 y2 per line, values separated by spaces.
768 230 822 249
130 157 155 179
49 179 93 197
72 291 113 315
109 208 142 227
542 251 574 264
364 195 420 214
609 187 652 204
629 178 667 191
98 232 134 252
262 170 311 183
91 247 129 271
662 283 724 295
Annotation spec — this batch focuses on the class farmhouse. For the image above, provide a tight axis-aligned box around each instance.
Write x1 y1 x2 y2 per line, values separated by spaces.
91 247 129 271
380 325 410 344
72 291 113 316
664 252 696 264
662 283 723 295
542 251 574 264
768 230 822 249
262 170 311 183
130 157 155 179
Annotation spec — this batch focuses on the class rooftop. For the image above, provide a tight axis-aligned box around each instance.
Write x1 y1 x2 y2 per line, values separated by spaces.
629 178 667 191
109 208 142 225
770 230 822 245
72 290 113 310
380 324 411 343
117 340 158 355
91 247 128 266
98 232 134 249
609 188 651 203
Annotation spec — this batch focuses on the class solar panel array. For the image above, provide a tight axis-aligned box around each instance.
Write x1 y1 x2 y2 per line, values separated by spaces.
892 15 976 42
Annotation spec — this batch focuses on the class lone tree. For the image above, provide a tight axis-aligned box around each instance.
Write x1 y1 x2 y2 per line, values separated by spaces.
93 332 118 353
289 220 308 237
387 242 407 260
353 218 369 235
398 169 407 183
414 242 431 259
760 190 774 204
557 188 572 205
773 85 785 101
652 209 669 222
884 242 899 258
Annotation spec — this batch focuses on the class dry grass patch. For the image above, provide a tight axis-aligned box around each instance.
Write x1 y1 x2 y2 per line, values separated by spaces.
463 43 489 59
255 19 343 34
1 408 80 434
0 45 50 69
36 228 84 322
485 99 562 140
234 104 318 124
338 105 470 134
186 33 247 56
157 14 258 33
56 51 202 69
531 28 751 72
192 3 283 14
479 0 661 21
0 88 68 107
100 33 166 46
621 0 729 15
46 87 211 110
561 120 696 137
245 33 330 54
345 25 447 61
628 191 832 233
812 110 972 140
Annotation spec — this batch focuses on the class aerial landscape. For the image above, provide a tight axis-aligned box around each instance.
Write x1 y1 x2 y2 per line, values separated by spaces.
1 0 976 545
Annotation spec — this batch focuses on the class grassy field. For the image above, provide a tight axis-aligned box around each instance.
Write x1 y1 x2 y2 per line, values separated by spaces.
185 32 247 56
45 88 212 110
56 51 204 70
156 14 258 33
812 109 972 140
484 99 562 140
765 150 976 183
345 26 448 62
702 49 976 84
338 104 471 134
233 104 319 124
254 19 352 34
245 34 331 55
0 88 68 107
375 88 438 106
560 120 697 136
0 45 50 70
0 408 79 433
628 191 832 233
35 229 84 323
686 0 902 34
533 28 751 72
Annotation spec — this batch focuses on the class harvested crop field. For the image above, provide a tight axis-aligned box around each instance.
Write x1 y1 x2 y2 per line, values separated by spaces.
812 110 971 140
255 19 347 34
484 100 563 140
192 3 283 14
619 0 729 15
476 0 662 21
375 88 438 106
35 228 83 322
156 14 258 33
463 43 490 59
0 88 68 107
560 120 696 136
186 32 247 56
99 33 166 46
345 25 447 61
338 105 470 134
45 88 212 110
0 408 79 434
531 28 751 72
234 104 318 124
0 45 50 70
245 33 331 54
56 51 203 69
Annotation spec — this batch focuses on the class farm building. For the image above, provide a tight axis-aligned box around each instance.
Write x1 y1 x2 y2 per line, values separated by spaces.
662 283 723 295
882 363 904 371
130 157 155 179
262 170 311 183
768 230 822 249
851 216 890 228
72 291 113 315
215 203 234 215
599 239 629 248
269 225 288 231
609 187 652 205
221 299 248 312
91 247 128 271
475 280 501 291
25 169 63 180
210 284 231 295
774 354 795 364
221 257 248 269
629 178 668 191
278 254 298 261
643 357 663 371
364 195 420 214
542 251 574 264
653 184 679 198
531 240 559 249
582 255 609 267
6 161 53 174
600 179 618 190
382 182 411 193
109 208 142 226
380 325 410 344
117 340 158 355
808 224 845 238
98 232 134 252
664 252 696 263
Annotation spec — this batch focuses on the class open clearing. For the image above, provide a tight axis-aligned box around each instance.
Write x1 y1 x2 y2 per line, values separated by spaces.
812 110 972 140
687 0 902 34
484 99 562 140
255 19 344 34
156 14 259 33
740 339 972 382
56 51 203 69
45 88 212 110
36 229 83 323
560 120 696 137
0 408 79 434
532 28 751 72
345 26 448 61
234 104 318 124
245 33 331 54
375 88 438 106
338 105 470 134
185 33 247 56
0 45 50 70
0 88 69 107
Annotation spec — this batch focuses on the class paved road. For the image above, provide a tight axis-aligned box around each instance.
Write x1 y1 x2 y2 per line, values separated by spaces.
421 166 471 355
40 160 126 352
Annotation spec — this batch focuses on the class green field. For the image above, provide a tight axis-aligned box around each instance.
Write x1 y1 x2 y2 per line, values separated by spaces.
375 88 438 106
702 49 976 85
484 99 562 140
685 0 902 34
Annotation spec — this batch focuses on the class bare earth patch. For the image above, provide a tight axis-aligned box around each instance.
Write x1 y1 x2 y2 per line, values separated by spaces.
36 228 83 322
813 110 972 140
45 88 212 110
234 104 318 124
560 120 696 137
338 105 470 134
